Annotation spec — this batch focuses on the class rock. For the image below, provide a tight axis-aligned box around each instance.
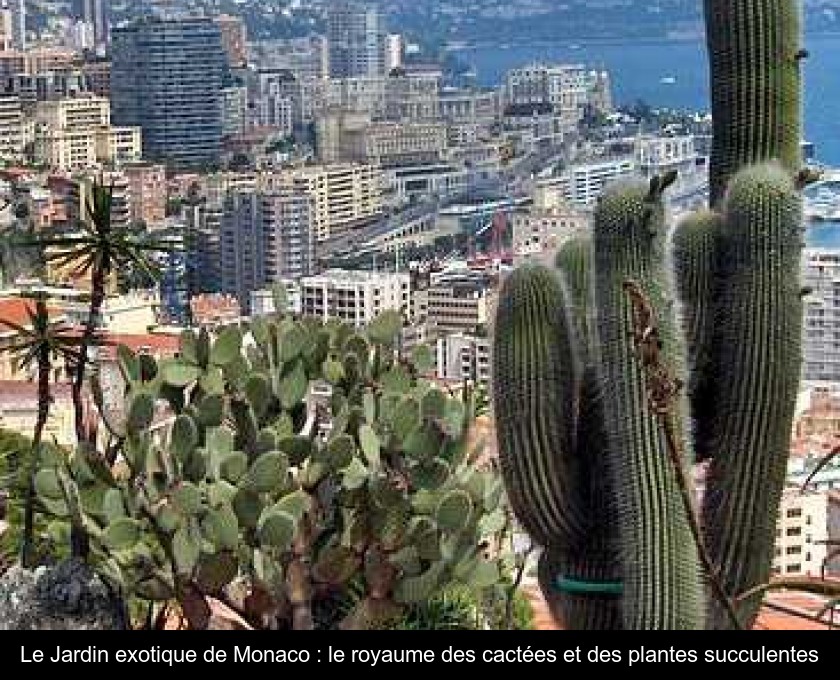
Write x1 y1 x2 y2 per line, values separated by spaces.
0 559 127 630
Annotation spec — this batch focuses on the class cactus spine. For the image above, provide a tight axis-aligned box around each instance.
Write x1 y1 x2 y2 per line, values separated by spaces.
704 0 804 205
701 163 805 628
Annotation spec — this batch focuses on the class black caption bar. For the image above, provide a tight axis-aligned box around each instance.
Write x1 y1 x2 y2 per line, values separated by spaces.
5 632 836 671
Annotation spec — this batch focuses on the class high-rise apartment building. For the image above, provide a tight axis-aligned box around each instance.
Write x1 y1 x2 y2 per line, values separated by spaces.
262 163 383 242
2 0 24 50
111 16 226 168
71 0 110 50
215 14 248 69
34 95 141 171
773 488 840 578
220 190 315 311
803 249 840 383
327 2 386 78
0 94 25 162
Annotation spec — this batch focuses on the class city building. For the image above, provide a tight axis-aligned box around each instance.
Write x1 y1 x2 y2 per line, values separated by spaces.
512 187 590 265
262 163 384 242
3 0 24 50
250 281 302 318
503 63 589 120
318 112 448 167
111 16 226 167
70 0 111 51
34 95 141 171
773 488 840 578
328 2 387 79
245 69 295 135
0 93 25 162
436 332 491 389
221 84 248 138
220 189 315 311
215 14 248 69
803 249 840 383
386 34 403 72
541 157 637 207
185 199 223 296
300 269 410 327
425 271 495 338
123 161 167 227
190 293 241 329
0 48 77 79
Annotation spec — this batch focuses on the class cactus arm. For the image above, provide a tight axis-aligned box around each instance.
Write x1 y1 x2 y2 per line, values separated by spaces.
704 0 803 205
592 179 703 629
492 264 586 548
671 210 722 461
701 163 805 629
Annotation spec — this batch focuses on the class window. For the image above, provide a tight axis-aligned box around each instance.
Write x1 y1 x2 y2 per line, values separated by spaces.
786 564 802 574
787 527 802 537
786 546 802 555
786 508 802 519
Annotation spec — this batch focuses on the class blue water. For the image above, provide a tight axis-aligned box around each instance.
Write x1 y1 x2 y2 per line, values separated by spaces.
459 34 840 166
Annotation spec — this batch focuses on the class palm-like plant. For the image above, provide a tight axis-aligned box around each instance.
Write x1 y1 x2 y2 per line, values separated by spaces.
35 180 166 557
0 295 80 566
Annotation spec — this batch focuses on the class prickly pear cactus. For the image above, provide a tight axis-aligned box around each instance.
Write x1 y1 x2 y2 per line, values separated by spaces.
34 308 509 630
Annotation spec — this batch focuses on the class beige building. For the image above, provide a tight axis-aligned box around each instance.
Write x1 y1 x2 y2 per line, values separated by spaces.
425 276 494 338
0 94 26 162
300 269 410 327
436 332 491 389
123 162 167 227
263 163 383 242
773 488 840 578
512 186 590 265
34 95 141 171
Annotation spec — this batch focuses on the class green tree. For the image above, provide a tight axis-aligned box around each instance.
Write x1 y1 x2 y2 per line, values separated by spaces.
0 295 80 566
35 181 166 556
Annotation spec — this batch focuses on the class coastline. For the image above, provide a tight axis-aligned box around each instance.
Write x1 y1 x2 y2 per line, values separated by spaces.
446 30 840 52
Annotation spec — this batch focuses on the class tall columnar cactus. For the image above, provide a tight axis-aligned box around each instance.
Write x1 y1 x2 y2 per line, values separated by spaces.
701 163 805 628
591 178 703 630
704 0 804 205
493 0 812 631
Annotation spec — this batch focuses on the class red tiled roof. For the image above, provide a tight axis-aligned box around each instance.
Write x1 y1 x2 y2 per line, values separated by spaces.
96 332 180 361
0 298 63 332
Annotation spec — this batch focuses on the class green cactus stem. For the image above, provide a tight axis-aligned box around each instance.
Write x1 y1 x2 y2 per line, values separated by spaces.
492 264 586 549
672 210 722 461
701 163 805 629
555 236 594 347
592 176 703 630
704 0 804 205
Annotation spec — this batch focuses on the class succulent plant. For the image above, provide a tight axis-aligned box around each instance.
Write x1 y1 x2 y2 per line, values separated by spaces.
34 304 509 630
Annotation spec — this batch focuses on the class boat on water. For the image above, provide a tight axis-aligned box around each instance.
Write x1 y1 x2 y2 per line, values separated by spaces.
660 76 677 84
804 176 840 222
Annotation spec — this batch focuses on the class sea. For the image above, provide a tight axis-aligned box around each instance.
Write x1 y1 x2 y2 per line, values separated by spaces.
457 34 840 247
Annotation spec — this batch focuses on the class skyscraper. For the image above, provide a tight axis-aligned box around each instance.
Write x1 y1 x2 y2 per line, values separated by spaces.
111 16 226 168
327 1 387 78
2 0 24 50
220 189 314 312
70 0 111 50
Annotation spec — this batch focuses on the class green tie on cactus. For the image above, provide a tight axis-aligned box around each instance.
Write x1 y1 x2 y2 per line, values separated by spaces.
701 163 805 629
591 176 704 630
704 0 804 205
